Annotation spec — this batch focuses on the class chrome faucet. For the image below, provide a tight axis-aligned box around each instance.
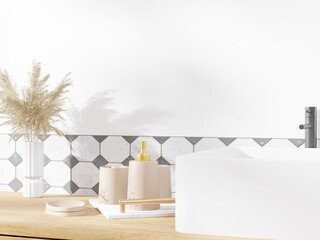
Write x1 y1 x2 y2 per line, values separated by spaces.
299 106 317 148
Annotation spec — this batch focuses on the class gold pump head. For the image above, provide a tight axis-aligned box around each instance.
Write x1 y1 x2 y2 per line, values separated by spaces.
136 141 151 161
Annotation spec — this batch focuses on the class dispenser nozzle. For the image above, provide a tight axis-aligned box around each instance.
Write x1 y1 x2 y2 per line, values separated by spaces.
136 141 151 161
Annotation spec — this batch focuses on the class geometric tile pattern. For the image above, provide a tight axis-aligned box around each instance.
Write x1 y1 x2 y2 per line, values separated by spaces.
101 136 129 163
162 137 193 164
0 161 15 184
185 137 203 145
44 135 70 161
194 138 225 152
63 180 79 194
44 161 70 187
92 155 108 168
72 162 99 188
288 138 305 147
0 133 315 196
9 178 23 191
219 137 236 146
8 153 23 166
253 138 272 147
229 138 260 147
64 155 79 168
72 136 99 162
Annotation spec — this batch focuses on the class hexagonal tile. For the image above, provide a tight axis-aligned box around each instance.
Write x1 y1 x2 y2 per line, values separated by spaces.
8 153 23 166
0 135 15 159
93 155 108 168
72 162 99 188
72 136 99 162
162 138 193 164
44 135 70 160
44 162 70 187
229 138 260 147
101 136 130 163
194 138 225 152
0 161 15 184
131 137 161 161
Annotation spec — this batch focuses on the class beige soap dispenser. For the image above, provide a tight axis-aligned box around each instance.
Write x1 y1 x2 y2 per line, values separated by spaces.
127 141 160 211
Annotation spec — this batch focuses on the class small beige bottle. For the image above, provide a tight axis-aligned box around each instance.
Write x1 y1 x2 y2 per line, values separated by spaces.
127 141 160 211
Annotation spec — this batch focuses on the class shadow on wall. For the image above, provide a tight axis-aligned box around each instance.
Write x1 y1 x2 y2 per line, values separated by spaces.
65 90 175 135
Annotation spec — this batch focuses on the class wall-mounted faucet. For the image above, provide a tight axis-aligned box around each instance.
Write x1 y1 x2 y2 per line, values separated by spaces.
299 106 317 148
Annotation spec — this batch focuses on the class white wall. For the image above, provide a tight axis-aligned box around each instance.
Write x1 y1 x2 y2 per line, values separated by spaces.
1 0 320 138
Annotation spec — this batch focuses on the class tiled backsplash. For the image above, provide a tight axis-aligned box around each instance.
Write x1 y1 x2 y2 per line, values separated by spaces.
0 134 305 195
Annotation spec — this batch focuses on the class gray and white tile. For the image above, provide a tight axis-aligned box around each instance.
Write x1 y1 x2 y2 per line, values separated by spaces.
72 162 99 188
44 135 70 160
194 138 225 152
162 138 193 164
0 161 15 184
101 136 130 163
44 162 70 187
229 138 260 147
9 178 23 192
16 138 27 162
72 136 99 162
0 135 15 159
264 139 296 148
74 188 97 196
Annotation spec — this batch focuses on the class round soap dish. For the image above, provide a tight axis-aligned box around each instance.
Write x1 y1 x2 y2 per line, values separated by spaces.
45 199 86 217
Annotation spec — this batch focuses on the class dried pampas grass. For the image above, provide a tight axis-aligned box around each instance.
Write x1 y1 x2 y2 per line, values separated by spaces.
0 62 72 141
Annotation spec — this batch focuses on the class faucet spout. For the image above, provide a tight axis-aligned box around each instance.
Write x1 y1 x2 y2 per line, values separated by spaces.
299 124 312 130
299 107 317 148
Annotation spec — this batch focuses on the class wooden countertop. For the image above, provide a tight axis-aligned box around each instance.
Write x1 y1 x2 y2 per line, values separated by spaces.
0 192 253 240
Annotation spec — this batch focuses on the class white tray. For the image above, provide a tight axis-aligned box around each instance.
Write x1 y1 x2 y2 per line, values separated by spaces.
89 198 175 219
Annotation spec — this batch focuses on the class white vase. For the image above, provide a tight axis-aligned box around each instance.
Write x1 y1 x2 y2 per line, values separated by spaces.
23 141 44 198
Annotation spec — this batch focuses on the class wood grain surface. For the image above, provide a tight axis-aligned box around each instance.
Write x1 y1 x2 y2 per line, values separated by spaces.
0 192 255 240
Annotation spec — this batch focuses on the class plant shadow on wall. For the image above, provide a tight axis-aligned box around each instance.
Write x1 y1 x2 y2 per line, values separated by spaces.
67 90 175 135
63 90 175 184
